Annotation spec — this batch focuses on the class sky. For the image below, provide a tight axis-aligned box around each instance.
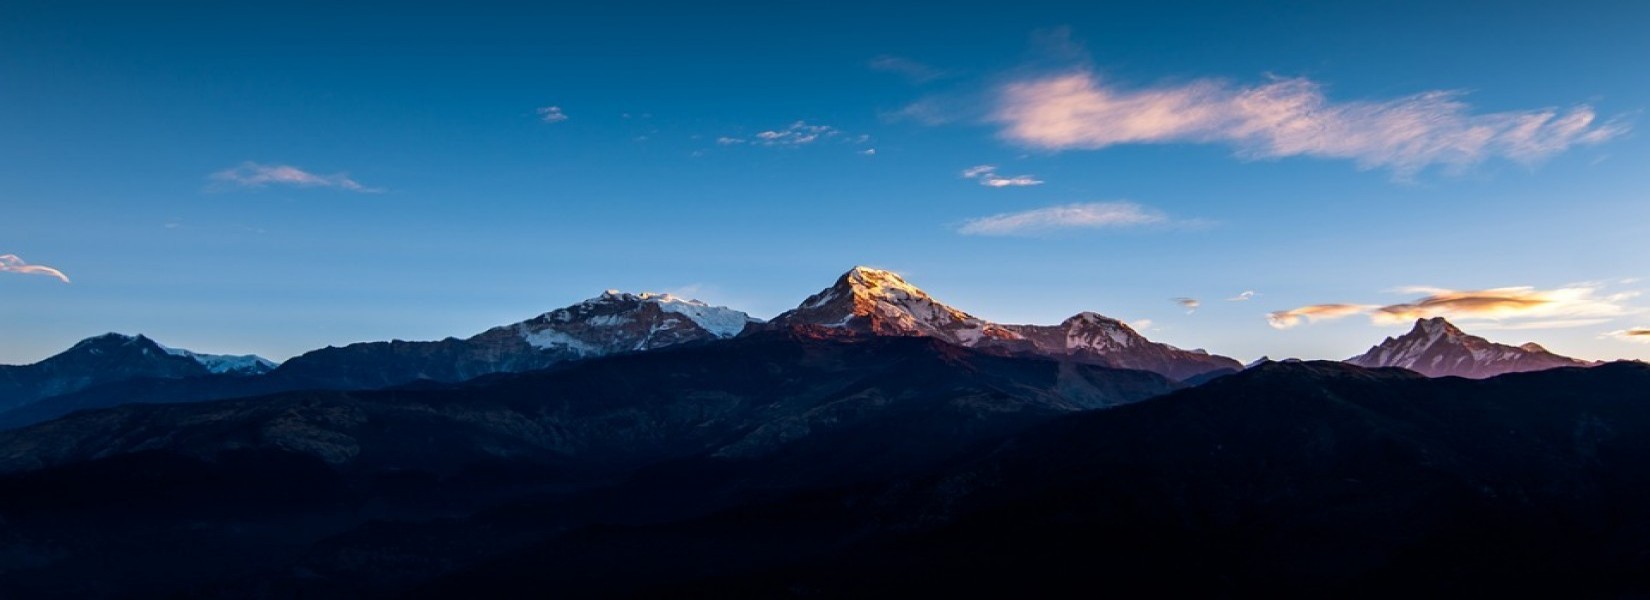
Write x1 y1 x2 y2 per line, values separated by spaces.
3 0 1649 364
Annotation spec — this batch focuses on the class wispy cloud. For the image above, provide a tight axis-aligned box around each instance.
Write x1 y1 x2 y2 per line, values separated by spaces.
958 201 1167 236
1606 327 1650 343
0 254 70 283
537 106 568 123
756 121 839 146
960 164 1044 187
869 55 952 83
1227 291 1256 302
1173 297 1200 313
1270 285 1640 330
717 121 870 150
210 162 380 193
1267 304 1375 329
993 70 1627 177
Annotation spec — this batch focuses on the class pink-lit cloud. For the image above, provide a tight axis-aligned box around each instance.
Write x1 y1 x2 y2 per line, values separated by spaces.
210 163 380 193
994 71 1627 177
0 254 70 283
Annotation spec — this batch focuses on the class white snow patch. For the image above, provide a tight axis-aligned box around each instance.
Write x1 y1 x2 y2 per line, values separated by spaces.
158 343 278 374
639 293 756 338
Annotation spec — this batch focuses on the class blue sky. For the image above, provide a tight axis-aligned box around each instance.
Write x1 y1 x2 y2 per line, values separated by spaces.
3 0 1649 364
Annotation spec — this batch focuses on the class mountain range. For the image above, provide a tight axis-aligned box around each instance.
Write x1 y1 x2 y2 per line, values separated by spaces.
0 266 1642 597
0 267 1603 431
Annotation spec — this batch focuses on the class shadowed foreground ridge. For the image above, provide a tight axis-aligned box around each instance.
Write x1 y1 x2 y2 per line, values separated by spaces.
0 329 1177 598
1 331 1648 596
428 360 1650 598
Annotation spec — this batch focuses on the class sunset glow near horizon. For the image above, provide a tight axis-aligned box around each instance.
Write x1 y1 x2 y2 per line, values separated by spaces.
2 1 1648 364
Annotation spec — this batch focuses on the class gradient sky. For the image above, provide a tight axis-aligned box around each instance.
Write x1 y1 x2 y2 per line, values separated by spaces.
3 0 1649 364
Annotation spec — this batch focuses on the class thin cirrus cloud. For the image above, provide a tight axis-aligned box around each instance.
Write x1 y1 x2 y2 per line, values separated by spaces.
957 201 1167 236
868 55 953 83
960 164 1044 187
993 70 1628 177
1269 285 1640 330
1227 291 1256 302
717 121 872 150
537 106 568 123
1173 297 1201 313
0 254 70 283
210 162 380 193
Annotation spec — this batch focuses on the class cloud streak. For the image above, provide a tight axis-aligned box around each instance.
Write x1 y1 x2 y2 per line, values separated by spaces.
1227 291 1256 302
210 163 379 193
0 254 70 283
994 71 1626 177
1270 285 1640 330
719 121 868 149
957 201 1166 236
1267 304 1375 329
1173 297 1200 313
960 164 1043 187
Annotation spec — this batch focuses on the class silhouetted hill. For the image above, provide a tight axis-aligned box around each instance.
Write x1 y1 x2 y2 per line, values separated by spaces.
0 329 1176 597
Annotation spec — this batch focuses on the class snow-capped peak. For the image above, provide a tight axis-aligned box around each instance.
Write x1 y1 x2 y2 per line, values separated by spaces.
773 266 1020 345
841 266 930 302
500 290 760 355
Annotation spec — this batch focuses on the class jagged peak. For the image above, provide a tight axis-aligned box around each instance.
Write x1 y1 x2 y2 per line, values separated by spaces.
592 289 713 308
1064 311 1126 327
520 289 757 342
1519 342 1550 353
1412 317 1465 339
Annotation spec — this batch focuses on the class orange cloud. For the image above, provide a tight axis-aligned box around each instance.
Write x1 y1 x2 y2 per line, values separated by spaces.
1371 286 1634 324
1270 285 1640 330
1607 327 1650 343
